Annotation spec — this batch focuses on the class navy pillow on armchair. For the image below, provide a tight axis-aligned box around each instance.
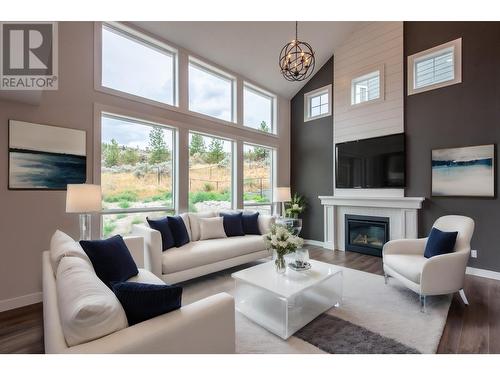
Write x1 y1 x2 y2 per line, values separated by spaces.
79 235 138 288
424 227 458 259
112 282 182 325
220 212 245 237
147 216 175 251
168 216 190 247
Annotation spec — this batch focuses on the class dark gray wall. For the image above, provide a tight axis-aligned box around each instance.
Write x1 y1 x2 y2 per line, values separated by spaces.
290 57 333 241
405 22 500 272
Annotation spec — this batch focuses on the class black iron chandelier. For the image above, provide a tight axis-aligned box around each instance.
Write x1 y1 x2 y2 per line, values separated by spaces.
279 21 316 82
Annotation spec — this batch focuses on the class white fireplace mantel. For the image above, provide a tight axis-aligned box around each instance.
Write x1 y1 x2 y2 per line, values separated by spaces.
318 195 425 251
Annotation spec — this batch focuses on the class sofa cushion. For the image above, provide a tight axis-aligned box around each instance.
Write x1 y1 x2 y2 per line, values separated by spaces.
258 215 275 235
188 211 216 241
112 282 182 325
424 227 458 259
242 212 261 235
180 213 192 241
199 217 227 240
56 256 128 347
220 212 244 237
384 254 427 284
80 235 139 288
147 216 175 251
162 235 266 274
50 230 91 273
168 215 190 247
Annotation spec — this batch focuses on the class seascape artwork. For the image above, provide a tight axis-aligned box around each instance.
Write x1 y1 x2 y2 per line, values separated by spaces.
9 120 86 190
432 144 495 197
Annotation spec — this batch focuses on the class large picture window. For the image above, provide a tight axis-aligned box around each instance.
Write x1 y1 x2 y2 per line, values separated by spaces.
243 143 274 215
101 113 175 237
101 23 177 106
189 132 234 212
243 83 275 133
189 59 235 122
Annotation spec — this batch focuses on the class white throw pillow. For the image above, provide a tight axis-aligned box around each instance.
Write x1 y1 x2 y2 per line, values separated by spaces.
188 211 216 241
56 256 128 347
50 230 91 274
258 215 276 235
180 213 192 241
199 217 227 240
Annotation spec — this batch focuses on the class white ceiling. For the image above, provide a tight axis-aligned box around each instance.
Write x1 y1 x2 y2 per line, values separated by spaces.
132 21 366 99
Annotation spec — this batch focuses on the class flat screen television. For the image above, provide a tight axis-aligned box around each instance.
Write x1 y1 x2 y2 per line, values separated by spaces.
335 133 405 189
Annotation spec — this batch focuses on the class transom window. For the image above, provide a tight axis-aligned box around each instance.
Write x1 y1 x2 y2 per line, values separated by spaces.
304 84 332 121
188 59 235 123
100 113 176 237
101 22 177 106
408 38 462 95
351 70 381 105
188 132 235 212
243 143 275 215
243 83 275 133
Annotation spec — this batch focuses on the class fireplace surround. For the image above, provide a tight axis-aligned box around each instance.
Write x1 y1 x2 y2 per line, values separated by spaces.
345 214 389 257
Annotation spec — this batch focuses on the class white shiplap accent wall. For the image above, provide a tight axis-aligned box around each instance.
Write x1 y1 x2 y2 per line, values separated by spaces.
333 22 404 144
333 21 404 198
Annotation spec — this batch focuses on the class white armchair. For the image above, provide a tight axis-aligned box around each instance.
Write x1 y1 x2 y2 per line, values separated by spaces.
382 215 475 312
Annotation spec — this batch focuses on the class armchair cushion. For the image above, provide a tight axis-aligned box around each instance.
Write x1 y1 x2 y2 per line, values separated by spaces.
80 235 139 288
383 254 427 284
424 227 458 259
112 282 182 325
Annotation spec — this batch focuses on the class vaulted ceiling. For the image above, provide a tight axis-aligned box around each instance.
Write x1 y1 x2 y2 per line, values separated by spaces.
132 21 366 99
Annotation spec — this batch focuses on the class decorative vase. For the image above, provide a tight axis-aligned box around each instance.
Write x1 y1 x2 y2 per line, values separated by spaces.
273 251 287 274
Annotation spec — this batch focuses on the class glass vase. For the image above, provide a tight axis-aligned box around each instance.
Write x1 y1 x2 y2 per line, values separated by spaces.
273 251 287 274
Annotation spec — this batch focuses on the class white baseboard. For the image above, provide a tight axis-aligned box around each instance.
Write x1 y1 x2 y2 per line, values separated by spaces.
466 266 500 281
303 239 326 248
0 292 42 313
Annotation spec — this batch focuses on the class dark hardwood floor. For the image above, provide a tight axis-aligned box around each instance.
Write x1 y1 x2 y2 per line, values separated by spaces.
0 247 498 354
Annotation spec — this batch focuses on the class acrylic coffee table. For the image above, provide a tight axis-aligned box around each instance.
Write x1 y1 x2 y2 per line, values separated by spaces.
232 259 343 339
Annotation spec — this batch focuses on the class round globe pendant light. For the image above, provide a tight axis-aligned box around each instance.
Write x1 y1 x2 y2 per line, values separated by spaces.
279 21 316 82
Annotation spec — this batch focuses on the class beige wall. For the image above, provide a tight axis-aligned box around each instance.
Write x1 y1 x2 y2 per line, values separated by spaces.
0 22 290 308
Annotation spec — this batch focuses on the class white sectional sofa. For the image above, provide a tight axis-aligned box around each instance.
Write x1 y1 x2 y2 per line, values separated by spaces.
133 211 274 284
43 232 235 354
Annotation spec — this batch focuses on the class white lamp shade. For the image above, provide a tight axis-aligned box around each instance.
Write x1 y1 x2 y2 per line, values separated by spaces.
274 187 292 202
66 184 102 213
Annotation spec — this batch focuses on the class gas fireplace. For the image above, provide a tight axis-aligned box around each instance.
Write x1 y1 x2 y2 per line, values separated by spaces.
345 214 389 257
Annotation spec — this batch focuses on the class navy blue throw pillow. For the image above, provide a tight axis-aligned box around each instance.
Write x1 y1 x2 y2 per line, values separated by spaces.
220 212 245 237
242 212 260 235
424 227 458 259
112 282 182 325
168 216 190 247
80 235 138 288
147 216 175 251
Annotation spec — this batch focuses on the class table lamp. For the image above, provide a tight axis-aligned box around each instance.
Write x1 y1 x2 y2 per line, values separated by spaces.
274 187 291 218
66 184 102 240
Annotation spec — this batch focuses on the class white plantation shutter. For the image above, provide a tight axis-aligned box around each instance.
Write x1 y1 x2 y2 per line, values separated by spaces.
414 49 454 88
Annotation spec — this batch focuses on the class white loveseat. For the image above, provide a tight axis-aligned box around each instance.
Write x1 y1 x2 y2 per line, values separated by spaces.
43 232 235 354
133 211 274 284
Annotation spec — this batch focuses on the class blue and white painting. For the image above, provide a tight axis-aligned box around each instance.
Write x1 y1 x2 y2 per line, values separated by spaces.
9 120 86 190
432 144 495 197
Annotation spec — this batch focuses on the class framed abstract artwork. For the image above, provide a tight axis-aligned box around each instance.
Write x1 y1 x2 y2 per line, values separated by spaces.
432 144 495 197
8 120 87 190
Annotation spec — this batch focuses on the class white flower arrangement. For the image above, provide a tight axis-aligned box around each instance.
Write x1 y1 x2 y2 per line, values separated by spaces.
264 224 304 258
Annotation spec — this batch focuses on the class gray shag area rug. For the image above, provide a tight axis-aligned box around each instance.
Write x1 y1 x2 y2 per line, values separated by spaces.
180 260 451 354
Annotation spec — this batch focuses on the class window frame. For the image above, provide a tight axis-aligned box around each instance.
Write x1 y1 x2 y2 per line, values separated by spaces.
188 57 237 124
349 65 384 107
304 84 332 122
407 38 462 96
99 111 178 237
188 130 237 211
98 22 179 108
242 142 276 215
243 82 277 134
